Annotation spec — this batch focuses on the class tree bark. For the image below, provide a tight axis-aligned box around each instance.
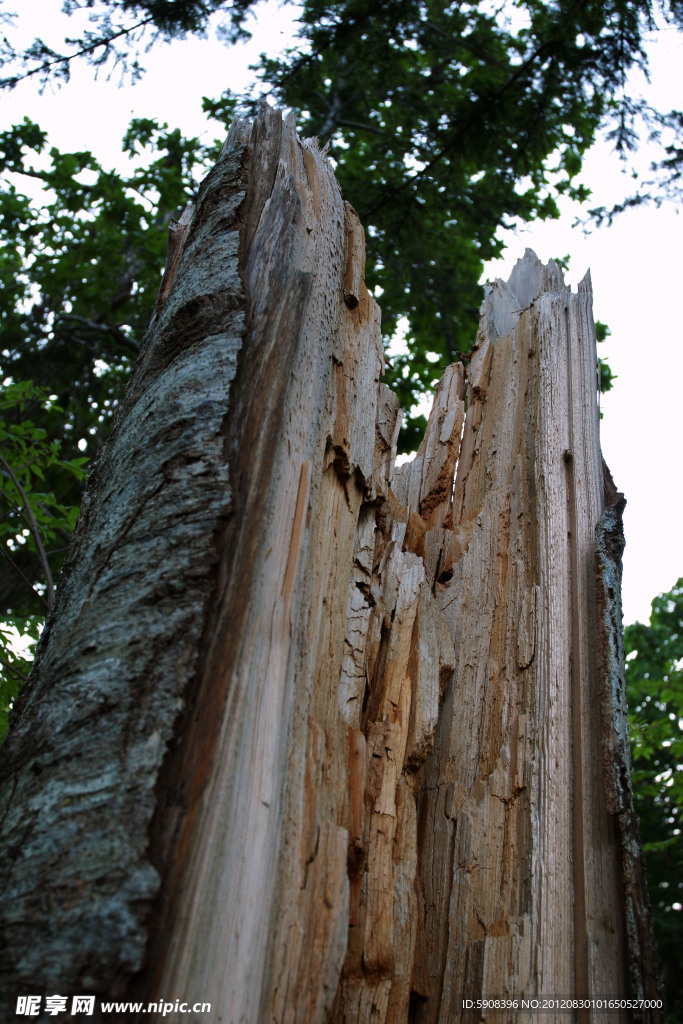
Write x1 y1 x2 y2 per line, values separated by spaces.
0 107 660 1023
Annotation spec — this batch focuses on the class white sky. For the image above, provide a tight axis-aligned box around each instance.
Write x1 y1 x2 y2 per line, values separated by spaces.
2 0 682 626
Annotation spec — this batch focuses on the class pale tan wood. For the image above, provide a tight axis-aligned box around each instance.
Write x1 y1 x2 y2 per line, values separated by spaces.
147 106 386 1023
0 112 660 1024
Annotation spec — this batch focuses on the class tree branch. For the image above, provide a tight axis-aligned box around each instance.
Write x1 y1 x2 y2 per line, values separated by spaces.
0 456 55 611
0 16 154 90
0 546 50 611
57 315 141 353
0 650 32 684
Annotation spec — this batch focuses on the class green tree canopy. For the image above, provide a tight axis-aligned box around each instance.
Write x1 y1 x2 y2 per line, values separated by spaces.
3 0 682 440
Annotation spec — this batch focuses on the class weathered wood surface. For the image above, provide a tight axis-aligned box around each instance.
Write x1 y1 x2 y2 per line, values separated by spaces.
0 108 659 1023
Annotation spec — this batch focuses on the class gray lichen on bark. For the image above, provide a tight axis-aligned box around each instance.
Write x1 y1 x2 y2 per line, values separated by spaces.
0 118 249 1007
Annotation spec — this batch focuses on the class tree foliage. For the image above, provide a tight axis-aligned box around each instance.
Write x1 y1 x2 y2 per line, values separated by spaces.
625 582 683 1021
2 1 682 436
0 379 87 735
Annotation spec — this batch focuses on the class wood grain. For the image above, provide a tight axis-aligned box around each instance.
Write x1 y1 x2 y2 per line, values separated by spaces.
0 113 660 1024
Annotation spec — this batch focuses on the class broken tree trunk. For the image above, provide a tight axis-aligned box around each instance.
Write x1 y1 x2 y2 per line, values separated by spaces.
0 107 660 1023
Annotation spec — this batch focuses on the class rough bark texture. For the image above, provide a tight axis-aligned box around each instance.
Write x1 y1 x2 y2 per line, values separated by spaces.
0 109 660 1023
0 117 247 1005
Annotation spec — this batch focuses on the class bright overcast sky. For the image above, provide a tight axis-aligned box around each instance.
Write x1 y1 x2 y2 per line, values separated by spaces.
2 0 682 626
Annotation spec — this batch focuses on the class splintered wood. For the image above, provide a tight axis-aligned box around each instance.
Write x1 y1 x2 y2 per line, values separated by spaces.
151 113 657 1022
0 107 658 1023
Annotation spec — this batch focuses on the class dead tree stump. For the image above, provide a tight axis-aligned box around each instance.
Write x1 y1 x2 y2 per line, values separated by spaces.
0 107 659 1024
